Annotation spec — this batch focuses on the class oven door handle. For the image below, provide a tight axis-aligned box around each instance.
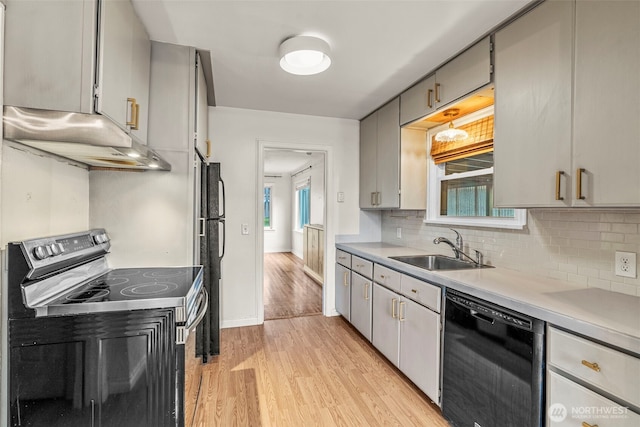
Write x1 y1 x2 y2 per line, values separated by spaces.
187 288 209 332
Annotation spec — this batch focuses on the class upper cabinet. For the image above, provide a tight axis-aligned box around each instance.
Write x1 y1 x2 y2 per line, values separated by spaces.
4 0 151 143
359 97 427 210
400 37 492 126
360 98 401 209
493 0 574 207
494 0 640 207
195 53 211 160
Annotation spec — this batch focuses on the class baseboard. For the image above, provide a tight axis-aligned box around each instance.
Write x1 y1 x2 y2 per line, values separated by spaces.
221 317 261 329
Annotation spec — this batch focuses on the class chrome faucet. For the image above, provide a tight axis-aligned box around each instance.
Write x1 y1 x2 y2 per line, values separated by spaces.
433 228 484 266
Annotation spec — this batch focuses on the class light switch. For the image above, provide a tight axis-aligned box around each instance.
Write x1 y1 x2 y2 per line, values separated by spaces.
241 224 249 235
337 192 345 203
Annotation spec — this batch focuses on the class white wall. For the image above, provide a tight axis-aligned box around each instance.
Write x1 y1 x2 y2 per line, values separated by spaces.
209 106 363 328
382 209 640 297
1 143 89 246
263 175 292 253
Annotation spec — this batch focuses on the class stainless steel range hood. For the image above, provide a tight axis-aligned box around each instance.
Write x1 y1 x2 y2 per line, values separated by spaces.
3 106 171 171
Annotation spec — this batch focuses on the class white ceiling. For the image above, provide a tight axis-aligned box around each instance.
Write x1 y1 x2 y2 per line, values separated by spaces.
133 0 532 120
263 149 324 175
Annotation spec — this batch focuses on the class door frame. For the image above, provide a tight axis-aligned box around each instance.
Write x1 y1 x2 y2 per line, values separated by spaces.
256 139 335 324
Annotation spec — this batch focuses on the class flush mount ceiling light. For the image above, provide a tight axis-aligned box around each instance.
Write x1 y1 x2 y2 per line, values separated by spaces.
435 109 469 142
279 36 331 75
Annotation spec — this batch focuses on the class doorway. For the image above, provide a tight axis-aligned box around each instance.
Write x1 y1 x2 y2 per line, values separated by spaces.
262 148 326 320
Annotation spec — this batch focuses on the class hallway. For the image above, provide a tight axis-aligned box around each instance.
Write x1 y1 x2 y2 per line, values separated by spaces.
263 252 322 320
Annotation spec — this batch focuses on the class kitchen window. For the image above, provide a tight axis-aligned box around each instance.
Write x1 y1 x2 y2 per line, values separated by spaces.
425 107 526 229
264 185 273 229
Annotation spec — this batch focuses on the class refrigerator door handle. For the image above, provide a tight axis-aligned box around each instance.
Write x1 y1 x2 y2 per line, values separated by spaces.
199 218 206 237
219 219 226 259
219 177 226 218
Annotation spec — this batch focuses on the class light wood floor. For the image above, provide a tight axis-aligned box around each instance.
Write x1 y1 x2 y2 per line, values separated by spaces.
263 252 322 320
190 315 450 426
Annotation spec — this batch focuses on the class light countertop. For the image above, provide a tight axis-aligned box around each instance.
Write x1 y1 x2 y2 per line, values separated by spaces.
336 242 640 355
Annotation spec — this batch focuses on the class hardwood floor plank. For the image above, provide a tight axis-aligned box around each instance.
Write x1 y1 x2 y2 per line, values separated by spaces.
264 252 322 320
191 315 450 426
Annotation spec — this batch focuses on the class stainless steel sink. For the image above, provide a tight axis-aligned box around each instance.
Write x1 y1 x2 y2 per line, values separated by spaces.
389 255 493 271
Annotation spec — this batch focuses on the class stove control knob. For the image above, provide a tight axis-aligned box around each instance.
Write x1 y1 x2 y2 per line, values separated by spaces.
49 243 61 256
100 233 110 243
33 246 49 260
56 243 65 254
93 234 105 244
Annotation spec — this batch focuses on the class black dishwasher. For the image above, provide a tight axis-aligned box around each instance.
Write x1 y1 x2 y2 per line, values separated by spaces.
442 289 545 427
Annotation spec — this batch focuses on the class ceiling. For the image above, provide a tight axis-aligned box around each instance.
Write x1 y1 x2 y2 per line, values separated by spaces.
263 149 324 175
133 0 532 120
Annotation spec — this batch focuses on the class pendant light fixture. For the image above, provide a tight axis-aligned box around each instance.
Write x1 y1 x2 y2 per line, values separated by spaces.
279 35 331 75
435 109 469 142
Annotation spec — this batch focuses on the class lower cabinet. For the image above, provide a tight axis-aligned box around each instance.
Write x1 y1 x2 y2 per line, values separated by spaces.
547 326 640 426
372 282 441 403
351 272 373 341
335 263 351 321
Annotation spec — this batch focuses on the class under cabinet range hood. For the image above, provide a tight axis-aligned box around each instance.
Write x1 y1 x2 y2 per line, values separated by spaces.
2 106 171 171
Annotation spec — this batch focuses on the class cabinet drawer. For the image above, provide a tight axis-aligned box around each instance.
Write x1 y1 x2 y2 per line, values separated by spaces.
351 256 373 279
373 264 401 293
400 275 441 313
548 370 640 426
336 250 351 268
549 327 640 407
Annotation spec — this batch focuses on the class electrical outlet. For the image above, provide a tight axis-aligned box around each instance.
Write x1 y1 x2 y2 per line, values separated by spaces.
615 251 636 278
396 227 402 239
337 192 345 203
241 224 249 235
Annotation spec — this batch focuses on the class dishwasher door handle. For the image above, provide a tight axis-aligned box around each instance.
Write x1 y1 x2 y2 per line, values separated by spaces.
470 309 495 325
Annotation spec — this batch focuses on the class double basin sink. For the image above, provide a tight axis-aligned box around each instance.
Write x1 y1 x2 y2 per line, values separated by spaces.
389 254 493 271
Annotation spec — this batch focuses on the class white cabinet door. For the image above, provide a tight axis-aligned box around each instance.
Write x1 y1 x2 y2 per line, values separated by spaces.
372 284 400 367
493 0 574 207
573 0 640 206
435 37 491 109
335 263 351 321
129 9 151 144
351 272 372 342
400 75 436 126
195 53 210 159
400 297 441 404
98 0 150 143
359 112 378 208
375 98 400 209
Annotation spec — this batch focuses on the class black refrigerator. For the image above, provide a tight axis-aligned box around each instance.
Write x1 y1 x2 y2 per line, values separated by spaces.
196 161 225 361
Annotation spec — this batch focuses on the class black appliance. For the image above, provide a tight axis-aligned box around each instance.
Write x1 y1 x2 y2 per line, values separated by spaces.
2 229 207 427
442 289 545 427
196 161 225 361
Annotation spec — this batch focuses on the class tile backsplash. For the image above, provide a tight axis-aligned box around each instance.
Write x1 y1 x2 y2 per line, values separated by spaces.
381 209 640 296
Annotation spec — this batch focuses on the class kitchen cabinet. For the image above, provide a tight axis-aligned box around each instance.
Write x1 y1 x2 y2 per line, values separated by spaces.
351 272 373 341
494 0 573 207
335 262 351 321
400 37 491 126
372 274 441 403
195 52 211 160
359 98 427 210
494 0 640 207
4 0 151 143
360 98 400 209
547 326 640 426
572 0 640 206
303 224 324 284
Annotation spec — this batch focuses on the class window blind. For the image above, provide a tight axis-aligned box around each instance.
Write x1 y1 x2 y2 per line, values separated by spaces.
431 115 494 165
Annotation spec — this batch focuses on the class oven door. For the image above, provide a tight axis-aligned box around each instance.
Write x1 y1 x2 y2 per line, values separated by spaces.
177 289 208 427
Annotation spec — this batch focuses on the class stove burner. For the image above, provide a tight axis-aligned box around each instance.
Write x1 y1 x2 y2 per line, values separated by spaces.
142 270 187 279
120 282 179 298
66 288 110 302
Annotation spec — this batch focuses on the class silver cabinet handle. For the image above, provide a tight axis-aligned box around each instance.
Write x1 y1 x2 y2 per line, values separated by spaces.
343 271 349 286
399 301 406 321
91 399 96 427
391 298 398 319
364 282 370 300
